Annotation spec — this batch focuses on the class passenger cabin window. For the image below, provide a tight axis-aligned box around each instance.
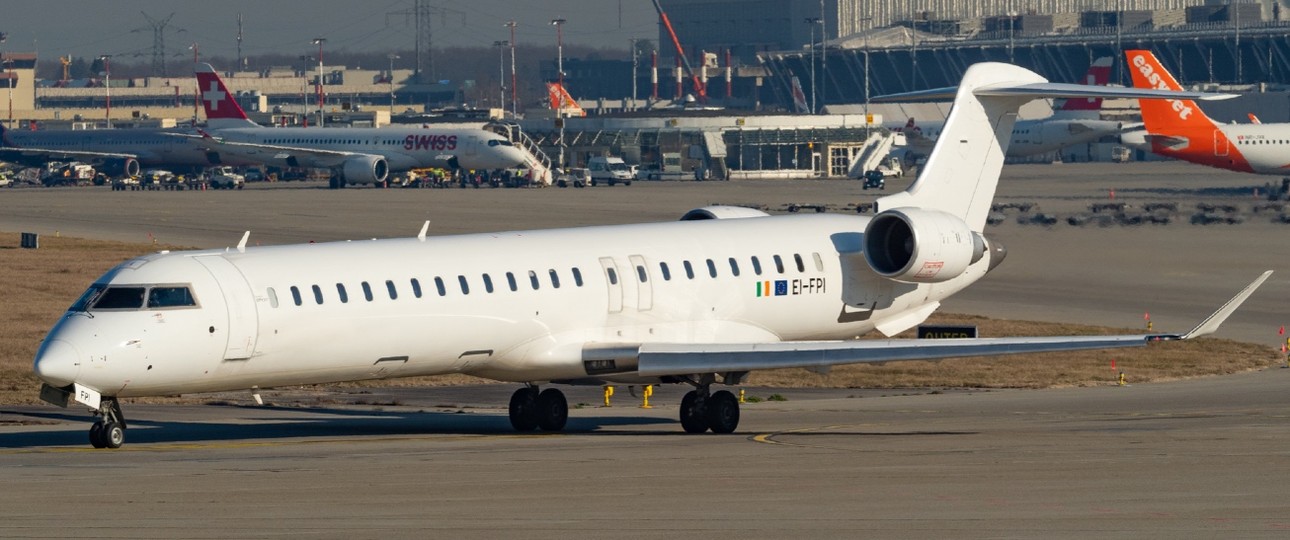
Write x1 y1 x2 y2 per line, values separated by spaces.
706 259 717 278
572 267 584 287
660 262 672 281
386 280 398 300
435 277 447 296
483 274 495 293
92 287 146 310
773 255 785 274
751 256 763 275
636 264 648 282
549 269 561 288
794 254 805 273
813 253 824 271
529 270 541 290
728 258 740 277
336 284 349 303
683 261 695 279
410 279 422 298
605 268 617 285
506 272 518 291
362 282 374 302
147 286 196 308
267 287 279 308
290 286 303 306
312 285 324 305
458 275 470 295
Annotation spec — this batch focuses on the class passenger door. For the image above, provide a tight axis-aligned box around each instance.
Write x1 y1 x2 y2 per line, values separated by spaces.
194 255 259 360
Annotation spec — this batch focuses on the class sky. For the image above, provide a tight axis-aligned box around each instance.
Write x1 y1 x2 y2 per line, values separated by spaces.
0 0 658 62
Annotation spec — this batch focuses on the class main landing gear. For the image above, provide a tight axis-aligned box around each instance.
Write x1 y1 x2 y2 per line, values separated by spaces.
88 398 127 449
508 386 568 432
679 386 740 434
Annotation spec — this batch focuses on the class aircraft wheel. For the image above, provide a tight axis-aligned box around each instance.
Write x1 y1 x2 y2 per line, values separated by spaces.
508 387 539 431
706 390 740 434
89 421 107 448
536 389 568 432
679 391 709 433
102 421 125 449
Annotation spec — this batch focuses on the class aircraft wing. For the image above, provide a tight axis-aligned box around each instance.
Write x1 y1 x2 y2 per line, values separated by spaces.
168 132 367 167
618 271 1271 378
876 82 1235 103
0 147 141 167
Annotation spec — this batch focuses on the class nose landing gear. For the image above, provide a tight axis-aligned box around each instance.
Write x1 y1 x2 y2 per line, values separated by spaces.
88 398 127 449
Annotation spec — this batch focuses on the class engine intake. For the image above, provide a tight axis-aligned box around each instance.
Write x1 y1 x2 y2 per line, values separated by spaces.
864 208 985 283
341 155 389 184
680 205 771 221
99 158 140 178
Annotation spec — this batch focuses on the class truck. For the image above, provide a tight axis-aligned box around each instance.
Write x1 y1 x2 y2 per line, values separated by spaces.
586 156 633 186
208 167 245 190
640 152 685 181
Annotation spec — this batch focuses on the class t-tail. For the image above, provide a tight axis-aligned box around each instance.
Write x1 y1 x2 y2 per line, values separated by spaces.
194 63 260 129
789 77 809 114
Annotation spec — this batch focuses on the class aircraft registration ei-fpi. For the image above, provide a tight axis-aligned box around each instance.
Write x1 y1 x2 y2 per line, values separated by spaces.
33 62 1269 449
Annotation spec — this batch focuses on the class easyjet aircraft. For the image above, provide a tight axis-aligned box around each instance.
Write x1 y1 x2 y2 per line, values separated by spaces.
188 64 527 188
1124 49 1290 175
33 62 1266 449
890 57 1125 158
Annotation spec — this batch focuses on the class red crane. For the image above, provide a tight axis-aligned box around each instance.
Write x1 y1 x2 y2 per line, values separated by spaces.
650 0 707 101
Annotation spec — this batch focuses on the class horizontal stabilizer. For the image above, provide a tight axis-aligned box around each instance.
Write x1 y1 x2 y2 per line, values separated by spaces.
875 82 1233 103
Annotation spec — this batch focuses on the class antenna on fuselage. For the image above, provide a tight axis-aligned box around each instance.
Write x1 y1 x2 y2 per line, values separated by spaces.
417 220 430 241
237 231 250 253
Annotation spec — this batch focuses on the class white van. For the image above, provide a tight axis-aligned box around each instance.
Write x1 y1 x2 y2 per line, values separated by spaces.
586 156 633 186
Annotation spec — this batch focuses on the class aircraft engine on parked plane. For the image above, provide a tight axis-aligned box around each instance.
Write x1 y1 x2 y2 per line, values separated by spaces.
99 158 141 178
863 208 986 283
342 155 389 184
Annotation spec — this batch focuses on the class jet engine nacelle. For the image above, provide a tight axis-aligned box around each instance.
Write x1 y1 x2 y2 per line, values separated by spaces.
341 155 389 184
99 158 140 178
863 208 985 283
679 205 771 221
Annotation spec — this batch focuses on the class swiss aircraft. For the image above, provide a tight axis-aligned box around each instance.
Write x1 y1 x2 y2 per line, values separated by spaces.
186 63 528 188
33 62 1268 449
890 57 1126 158
0 122 257 178
1122 49 1290 176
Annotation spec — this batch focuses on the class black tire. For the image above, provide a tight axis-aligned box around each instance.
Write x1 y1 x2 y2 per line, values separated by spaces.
706 390 740 434
679 391 709 433
590 179 598 187
508 387 539 431
624 180 631 186
103 421 125 449
536 388 568 432
608 179 616 186
89 421 106 448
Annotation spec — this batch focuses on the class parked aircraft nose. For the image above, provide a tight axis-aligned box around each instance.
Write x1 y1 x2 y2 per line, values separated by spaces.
33 339 82 388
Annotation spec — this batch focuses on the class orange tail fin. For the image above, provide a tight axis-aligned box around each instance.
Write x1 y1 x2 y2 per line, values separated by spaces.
1124 50 1217 133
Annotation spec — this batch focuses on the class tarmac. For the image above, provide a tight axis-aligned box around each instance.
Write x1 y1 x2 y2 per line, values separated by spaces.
1 160 1289 537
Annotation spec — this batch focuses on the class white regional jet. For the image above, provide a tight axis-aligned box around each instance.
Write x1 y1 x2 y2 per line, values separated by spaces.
33 62 1268 449
186 63 527 188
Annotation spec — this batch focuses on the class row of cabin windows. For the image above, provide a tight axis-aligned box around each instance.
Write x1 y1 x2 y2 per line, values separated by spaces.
266 252 824 308
269 267 587 308
264 138 405 146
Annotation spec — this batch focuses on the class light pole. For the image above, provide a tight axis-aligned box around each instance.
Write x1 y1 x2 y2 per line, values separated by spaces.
312 37 326 127
188 42 199 121
493 41 508 112
804 17 820 114
630 38 638 106
551 18 566 169
299 55 312 126
1007 11 1017 64
99 55 111 128
862 17 872 119
1 31 10 128
387 53 399 114
505 21 517 117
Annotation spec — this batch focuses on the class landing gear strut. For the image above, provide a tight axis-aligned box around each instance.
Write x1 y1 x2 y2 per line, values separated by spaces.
508 386 568 432
88 398 127 449
679 383 741 434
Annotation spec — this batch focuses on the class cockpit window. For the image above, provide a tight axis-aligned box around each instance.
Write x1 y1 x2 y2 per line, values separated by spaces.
486 139 514 147
70 284 107 312
148 286 197 308
92 287 146 310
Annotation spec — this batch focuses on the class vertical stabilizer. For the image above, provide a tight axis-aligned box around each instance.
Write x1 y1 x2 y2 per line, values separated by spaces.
1053 56 1112 117
194 63 259 129
789 77 810 114
1124 50 1219 132
875 63 1042 231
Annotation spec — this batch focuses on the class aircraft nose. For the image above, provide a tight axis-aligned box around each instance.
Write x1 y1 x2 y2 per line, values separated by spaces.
33 339 82 388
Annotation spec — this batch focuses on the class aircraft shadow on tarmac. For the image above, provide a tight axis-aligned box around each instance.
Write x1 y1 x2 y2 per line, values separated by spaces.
0 405 675 449
1117 185 1267 198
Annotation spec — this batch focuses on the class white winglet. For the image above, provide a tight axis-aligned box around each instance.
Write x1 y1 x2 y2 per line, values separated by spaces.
237 231 250 253
418 220 430 241
1174 270 1273 340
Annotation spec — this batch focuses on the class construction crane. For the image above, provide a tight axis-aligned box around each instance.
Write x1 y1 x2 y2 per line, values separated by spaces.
60 56 71 82
649 0 707 101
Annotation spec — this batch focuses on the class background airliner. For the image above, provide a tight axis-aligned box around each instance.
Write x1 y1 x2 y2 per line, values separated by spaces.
189 64 527 188
890 57 1125 158
1122 49 1290 176
0 122 254 178
32 62 1262 449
